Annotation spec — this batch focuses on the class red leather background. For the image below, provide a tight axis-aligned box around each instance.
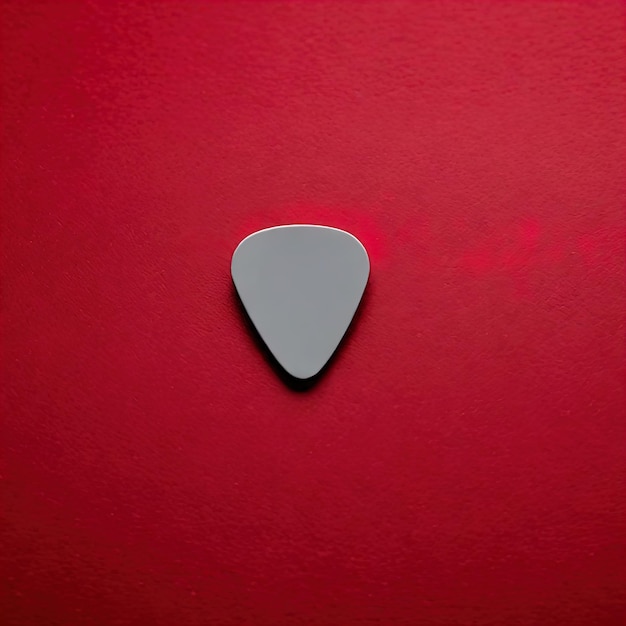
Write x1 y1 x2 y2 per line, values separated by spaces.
2 1 625 624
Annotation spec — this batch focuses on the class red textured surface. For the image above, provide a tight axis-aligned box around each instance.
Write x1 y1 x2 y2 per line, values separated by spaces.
2 1 625 624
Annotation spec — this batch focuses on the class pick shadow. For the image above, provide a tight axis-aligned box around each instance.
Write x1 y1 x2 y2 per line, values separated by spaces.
231 284 370 392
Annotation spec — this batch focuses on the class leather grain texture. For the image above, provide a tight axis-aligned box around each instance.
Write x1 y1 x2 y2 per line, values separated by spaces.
1 1 624 624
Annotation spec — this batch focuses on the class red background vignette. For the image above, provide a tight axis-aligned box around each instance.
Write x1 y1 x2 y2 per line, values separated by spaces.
1 2 625 625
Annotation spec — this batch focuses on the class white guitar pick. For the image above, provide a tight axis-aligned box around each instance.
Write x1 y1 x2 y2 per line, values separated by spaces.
231 225 370 380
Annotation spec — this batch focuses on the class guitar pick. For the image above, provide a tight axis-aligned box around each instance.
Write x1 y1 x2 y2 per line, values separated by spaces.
231 225 370 380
